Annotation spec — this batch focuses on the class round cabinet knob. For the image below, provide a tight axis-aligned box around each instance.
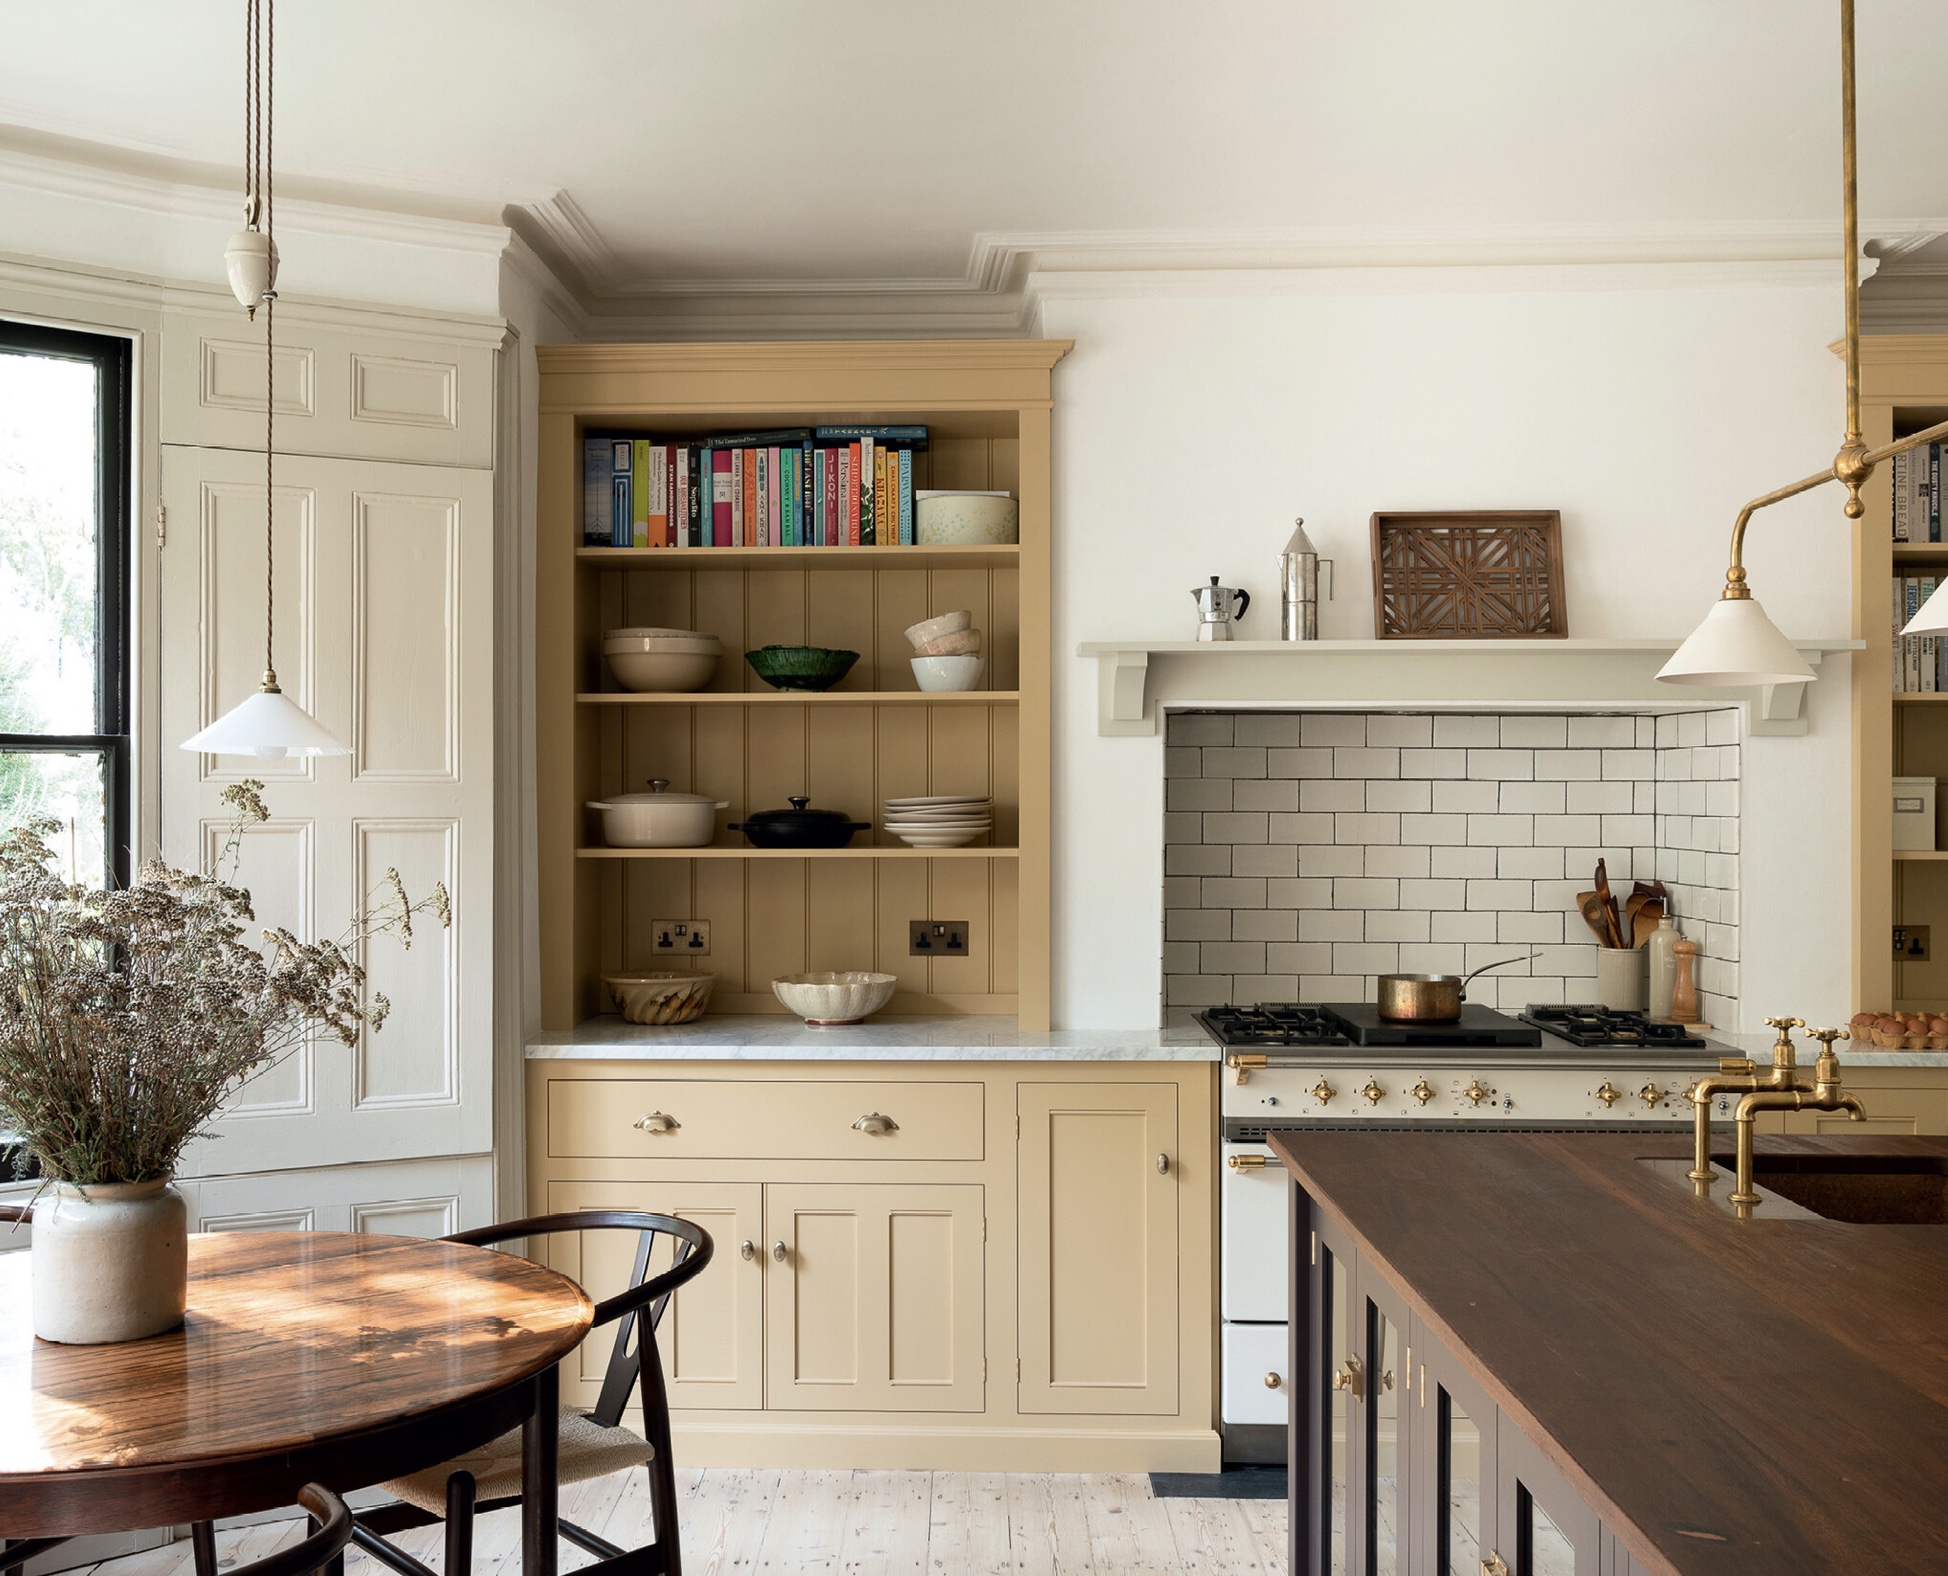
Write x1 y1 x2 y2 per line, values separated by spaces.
1359 1079 1385 1106
851 1112 899 1135
1461 1080 1491 1107
633 1111 680 1134
1156 1153 1171 1175
1639 1082 1666 1108
1331 1355 1364 1398
1409 1079 1435 1106
1594 1081 1622 1108
739 1239 756 1262
771 1241 788 1263
1310 1079 1338 1107
1263 1371 1283 1390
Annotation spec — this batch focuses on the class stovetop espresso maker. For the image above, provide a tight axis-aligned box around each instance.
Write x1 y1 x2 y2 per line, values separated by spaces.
1192 577 1250 641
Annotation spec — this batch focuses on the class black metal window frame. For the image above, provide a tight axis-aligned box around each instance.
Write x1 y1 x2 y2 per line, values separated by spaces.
0 318 133 888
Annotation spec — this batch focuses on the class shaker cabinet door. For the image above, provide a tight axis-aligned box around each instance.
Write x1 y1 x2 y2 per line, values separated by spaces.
1496 1423 1603 1576
1411 1313 1501 1576
1016 1081 1180 1416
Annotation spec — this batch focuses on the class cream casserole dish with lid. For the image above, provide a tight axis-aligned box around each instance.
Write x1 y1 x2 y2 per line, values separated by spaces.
586 778 728 847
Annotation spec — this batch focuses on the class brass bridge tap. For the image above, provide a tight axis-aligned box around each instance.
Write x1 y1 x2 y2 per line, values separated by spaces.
1689 1015 1802 1191
1729 1027 1867 1207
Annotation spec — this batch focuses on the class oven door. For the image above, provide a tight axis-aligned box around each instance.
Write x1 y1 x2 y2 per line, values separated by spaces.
1221 1140 1289 1323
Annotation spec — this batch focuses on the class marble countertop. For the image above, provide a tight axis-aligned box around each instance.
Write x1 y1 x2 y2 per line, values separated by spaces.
525 1014 1218 1061
1709 1028 1948 1067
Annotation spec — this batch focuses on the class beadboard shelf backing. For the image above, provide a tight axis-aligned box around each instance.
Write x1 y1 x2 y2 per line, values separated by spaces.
538 341 1067 1030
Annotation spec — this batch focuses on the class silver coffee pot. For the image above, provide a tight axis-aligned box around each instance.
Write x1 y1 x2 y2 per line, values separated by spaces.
1191 577 1251 641
1277 518 1334 641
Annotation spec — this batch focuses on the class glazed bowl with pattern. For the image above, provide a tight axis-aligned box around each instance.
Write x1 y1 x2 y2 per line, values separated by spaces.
604 971 716 1025
771 971 899 1026
744 645 859 691
904 610 972 648
915 491 1018 546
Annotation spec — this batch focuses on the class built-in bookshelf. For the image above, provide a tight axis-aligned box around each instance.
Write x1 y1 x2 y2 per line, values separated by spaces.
536 342 1068 1028
1856 347 1948 1011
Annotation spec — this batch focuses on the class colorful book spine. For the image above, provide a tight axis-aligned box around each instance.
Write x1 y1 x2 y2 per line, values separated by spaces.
729 449 746 546
814 424 930 447
756 447 770 545
630 440 649 547
742 448 758 547
858 436 875 545
801 440 816 545
689 447 705 545
767 446 783 546
664 445 679 546
609 439 632 549
898 448 914 544
1894 576 1906 693
1907 576 1924 692
1932 444 1941 543
779 447 796 545
1895 450 1912 542
583 438 609 546
872 443 889 548
1923 577 1939 692
711 450 733 547
825 448 840 545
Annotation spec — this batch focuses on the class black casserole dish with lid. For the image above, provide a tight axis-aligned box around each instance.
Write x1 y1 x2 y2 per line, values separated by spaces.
729 797 872 849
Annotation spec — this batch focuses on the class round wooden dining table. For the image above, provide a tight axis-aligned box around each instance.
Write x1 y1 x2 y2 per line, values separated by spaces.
0 1230 593 1576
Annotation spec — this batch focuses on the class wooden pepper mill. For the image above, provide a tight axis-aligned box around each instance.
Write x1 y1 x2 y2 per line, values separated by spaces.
1670 935 1702 1025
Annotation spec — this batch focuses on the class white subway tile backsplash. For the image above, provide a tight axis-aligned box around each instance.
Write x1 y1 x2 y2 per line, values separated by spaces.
1161 709 1741 1019
1302 714 1367 746
1301 778 1367 812
1499 715 1567 748
1433 780 1502 814
1234 779 1301 812
1167 713 1233 745
1366 714 1435 747
1235 714 1305 747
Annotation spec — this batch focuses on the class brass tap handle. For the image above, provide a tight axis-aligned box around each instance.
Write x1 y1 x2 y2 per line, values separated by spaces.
1359 1079 1385 1105
1806 1027 1849 1052
1763 1015 1806 1031
1594 1081 1622 1108
1764 1015 1805 1066
1310 1079 1337 1107
1409 1078 1435 1106
1461 1079 1491 1107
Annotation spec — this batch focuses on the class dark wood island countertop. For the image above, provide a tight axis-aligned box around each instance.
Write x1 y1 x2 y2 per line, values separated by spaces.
1270 1129 1948 1576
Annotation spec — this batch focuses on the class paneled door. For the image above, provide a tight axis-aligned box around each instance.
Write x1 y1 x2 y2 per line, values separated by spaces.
1016 1081 1179 1416
763 1183 986 1413
545 1180 764 1412
159 444 492 1180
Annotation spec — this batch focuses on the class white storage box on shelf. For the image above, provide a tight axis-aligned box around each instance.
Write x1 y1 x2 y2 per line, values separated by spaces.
1894 775 1938 852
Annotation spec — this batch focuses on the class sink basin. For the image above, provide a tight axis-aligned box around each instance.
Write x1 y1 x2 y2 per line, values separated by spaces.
1726 1154 1948 1224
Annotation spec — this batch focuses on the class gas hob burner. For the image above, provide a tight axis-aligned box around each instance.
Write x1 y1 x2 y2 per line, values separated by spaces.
1520 1004 1708 1050
1194 1005 1350 1048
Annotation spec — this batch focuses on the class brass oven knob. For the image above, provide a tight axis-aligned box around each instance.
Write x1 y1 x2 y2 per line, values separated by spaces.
1310 1079 1337 1107
1358 1079 1385 1105
1639 1082 1666 1108
1409 1078 1435 1106
1461 1080 1491 1107
1594 1081 1622 1108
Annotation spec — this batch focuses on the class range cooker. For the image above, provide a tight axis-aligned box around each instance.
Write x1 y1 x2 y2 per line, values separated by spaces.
1204 999 1732 1458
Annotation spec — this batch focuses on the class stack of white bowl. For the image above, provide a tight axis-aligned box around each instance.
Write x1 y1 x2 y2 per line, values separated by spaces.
881 794 994 848
603 627 722 693
905 611 984 692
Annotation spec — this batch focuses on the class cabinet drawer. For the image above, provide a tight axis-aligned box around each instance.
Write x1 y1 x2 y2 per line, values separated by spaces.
1221 1322 1290 1425
546 1077 985 1161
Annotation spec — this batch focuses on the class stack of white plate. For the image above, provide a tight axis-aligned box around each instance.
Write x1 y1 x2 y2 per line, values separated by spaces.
881 794 994 849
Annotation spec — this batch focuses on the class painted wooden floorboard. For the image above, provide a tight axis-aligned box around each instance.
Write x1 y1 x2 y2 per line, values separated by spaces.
72 1471 1287 1576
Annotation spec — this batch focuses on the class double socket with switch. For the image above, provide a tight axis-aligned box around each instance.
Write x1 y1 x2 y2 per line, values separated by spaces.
1895 924 1932 962
910 920 969 956
652 920 711 957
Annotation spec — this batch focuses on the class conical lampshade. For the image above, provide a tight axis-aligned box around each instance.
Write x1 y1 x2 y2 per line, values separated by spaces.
1904 580 1948 637
1657 596 1817 688
181 687 351 760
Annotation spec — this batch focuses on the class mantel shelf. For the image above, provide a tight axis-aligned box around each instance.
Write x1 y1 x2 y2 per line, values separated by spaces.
1075 637 1865 738
578 690 1018 706
577 845 1018 860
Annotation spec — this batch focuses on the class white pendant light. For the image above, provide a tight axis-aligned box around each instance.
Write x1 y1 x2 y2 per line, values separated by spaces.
183 0 349 762
1657 595 1817 688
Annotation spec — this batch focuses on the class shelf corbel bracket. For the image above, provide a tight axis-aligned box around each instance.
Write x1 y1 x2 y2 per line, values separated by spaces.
1097 649 1154 737
1749 648 1826 737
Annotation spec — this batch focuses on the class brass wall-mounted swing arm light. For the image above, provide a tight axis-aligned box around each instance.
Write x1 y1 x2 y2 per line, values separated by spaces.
1659 0 1948 687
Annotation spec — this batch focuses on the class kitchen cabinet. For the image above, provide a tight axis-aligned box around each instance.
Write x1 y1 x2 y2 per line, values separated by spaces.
527 1055 1217 1470
1016 1081 1180 1416
1299 1195 1615 1576
763 1182 985 1413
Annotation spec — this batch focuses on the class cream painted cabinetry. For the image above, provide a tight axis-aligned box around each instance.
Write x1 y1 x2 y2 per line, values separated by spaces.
1751 1064 1948 1135
1016 1081 1179 1416
528 1055 1218 1471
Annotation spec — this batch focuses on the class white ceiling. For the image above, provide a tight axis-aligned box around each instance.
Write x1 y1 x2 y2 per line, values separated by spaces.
4 0 1947 303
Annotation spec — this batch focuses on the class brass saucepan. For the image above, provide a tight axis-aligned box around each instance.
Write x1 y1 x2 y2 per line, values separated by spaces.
1375 952 1541 1023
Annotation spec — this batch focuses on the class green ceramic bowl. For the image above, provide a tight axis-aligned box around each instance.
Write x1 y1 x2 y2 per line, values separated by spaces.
745 645 860 692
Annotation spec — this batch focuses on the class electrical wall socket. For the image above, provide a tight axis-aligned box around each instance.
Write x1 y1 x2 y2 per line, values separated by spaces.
1894 924 1931 962
652 919 712 957
910 920 969 956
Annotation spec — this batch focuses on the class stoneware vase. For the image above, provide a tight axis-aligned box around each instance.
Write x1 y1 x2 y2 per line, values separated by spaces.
1595 946 1649 1013
31 1178 188 1344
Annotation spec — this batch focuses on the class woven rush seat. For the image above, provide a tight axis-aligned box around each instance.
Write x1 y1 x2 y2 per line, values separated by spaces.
380 1406 654 1515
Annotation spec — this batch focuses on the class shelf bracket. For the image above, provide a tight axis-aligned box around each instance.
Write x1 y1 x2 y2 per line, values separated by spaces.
1097 648 1154 737
1748 648 1827 737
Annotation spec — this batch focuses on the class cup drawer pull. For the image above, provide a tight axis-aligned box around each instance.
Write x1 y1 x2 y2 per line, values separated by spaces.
851 1112 899 1135
633 1111 680 1134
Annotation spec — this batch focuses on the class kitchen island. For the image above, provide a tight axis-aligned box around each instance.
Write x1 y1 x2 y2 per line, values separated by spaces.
1271 1128 1948 1576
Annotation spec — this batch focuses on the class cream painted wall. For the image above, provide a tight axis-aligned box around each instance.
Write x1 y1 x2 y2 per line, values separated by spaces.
1041 270 1859 1033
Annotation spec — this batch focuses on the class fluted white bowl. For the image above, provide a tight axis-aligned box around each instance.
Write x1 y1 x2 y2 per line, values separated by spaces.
771 971 898 1026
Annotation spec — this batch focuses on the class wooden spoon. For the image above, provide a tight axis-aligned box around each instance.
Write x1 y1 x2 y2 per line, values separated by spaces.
1632 894 1665 949
1593 859 1621 948
1576 891 1612 945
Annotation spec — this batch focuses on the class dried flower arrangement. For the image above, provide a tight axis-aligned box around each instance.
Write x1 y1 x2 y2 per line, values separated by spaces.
0 780 449 1187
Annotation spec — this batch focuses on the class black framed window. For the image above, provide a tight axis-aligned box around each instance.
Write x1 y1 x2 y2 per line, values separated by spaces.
0 320 131 887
